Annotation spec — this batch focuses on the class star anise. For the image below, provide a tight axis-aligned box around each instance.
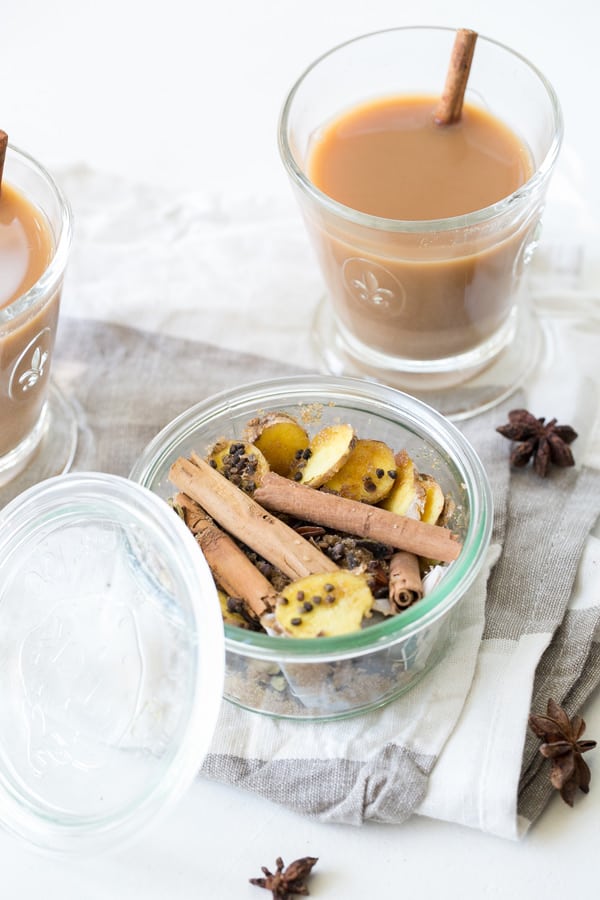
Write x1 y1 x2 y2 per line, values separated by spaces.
529 698 597 806
496 409 577 477
249 856 318 899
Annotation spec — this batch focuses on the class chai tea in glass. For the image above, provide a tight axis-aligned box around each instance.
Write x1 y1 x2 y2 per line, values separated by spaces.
279 27 562 418
0 137 74 491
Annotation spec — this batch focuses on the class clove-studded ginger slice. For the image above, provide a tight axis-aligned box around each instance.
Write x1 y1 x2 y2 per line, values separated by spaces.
274 571 374 637
324 438 397 504
292 422 356 487
218 590 258 629
379 450 425 519
207 439 270 493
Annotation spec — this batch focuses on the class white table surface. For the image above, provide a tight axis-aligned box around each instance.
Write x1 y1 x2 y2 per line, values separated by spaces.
3 1 600 896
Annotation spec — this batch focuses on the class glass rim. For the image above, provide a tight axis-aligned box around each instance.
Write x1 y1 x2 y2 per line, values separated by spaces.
130 373 494 662
0 143 73 325
278 25 564 234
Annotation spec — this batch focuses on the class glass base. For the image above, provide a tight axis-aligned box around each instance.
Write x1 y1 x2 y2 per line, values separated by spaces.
311 299 547 421
0 381 78 507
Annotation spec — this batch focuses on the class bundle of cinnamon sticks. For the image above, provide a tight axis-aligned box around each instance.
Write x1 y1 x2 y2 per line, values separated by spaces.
169 448 461 629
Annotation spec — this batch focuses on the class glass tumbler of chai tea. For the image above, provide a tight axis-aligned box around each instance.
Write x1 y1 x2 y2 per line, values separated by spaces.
278 27 563 419
0 140 76 497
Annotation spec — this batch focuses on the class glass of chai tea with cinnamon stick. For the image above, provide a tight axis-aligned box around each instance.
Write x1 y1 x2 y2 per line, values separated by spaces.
279 27 562 418
0 133 75 496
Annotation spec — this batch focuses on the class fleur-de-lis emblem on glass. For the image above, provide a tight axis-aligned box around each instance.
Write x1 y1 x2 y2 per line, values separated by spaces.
351 269 395 309
8 328 52 401
19 346 49 391
342 258 406 317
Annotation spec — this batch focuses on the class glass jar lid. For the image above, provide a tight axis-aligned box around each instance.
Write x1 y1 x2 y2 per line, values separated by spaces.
0 472 224 854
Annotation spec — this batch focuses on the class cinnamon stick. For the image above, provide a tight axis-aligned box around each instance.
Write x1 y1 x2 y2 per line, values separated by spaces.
254 472 461 563
0 131 8 196
169 455 338 580
434 29 478 126
389 551 423 610
174 492 277 618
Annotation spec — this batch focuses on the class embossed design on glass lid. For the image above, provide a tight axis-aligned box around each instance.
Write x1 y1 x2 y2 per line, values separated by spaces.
0 472 224 854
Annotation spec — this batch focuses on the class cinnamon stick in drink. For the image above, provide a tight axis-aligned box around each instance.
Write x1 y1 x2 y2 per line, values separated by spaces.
169 455 339 580
434 28 478 125
0 131 8 195
389 551 423 610
174 492 278 618
254 472 461 563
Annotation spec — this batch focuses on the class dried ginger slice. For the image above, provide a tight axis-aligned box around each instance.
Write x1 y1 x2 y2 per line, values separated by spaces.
243 412 309 476
437 494 456 528
218 590 251 628
418 473 446 525
418 476 454 569
378 450 425 518
293 423 356 488
207 439 270 493
275 571 373 638
324 438 397 503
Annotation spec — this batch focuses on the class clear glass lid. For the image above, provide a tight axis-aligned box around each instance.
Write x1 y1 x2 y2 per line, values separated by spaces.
0 473 224 854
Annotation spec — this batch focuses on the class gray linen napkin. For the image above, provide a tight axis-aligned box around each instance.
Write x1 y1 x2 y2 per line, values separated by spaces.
53 317 600 838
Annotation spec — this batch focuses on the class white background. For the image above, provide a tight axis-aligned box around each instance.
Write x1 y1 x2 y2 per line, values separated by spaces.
2 0 600 897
